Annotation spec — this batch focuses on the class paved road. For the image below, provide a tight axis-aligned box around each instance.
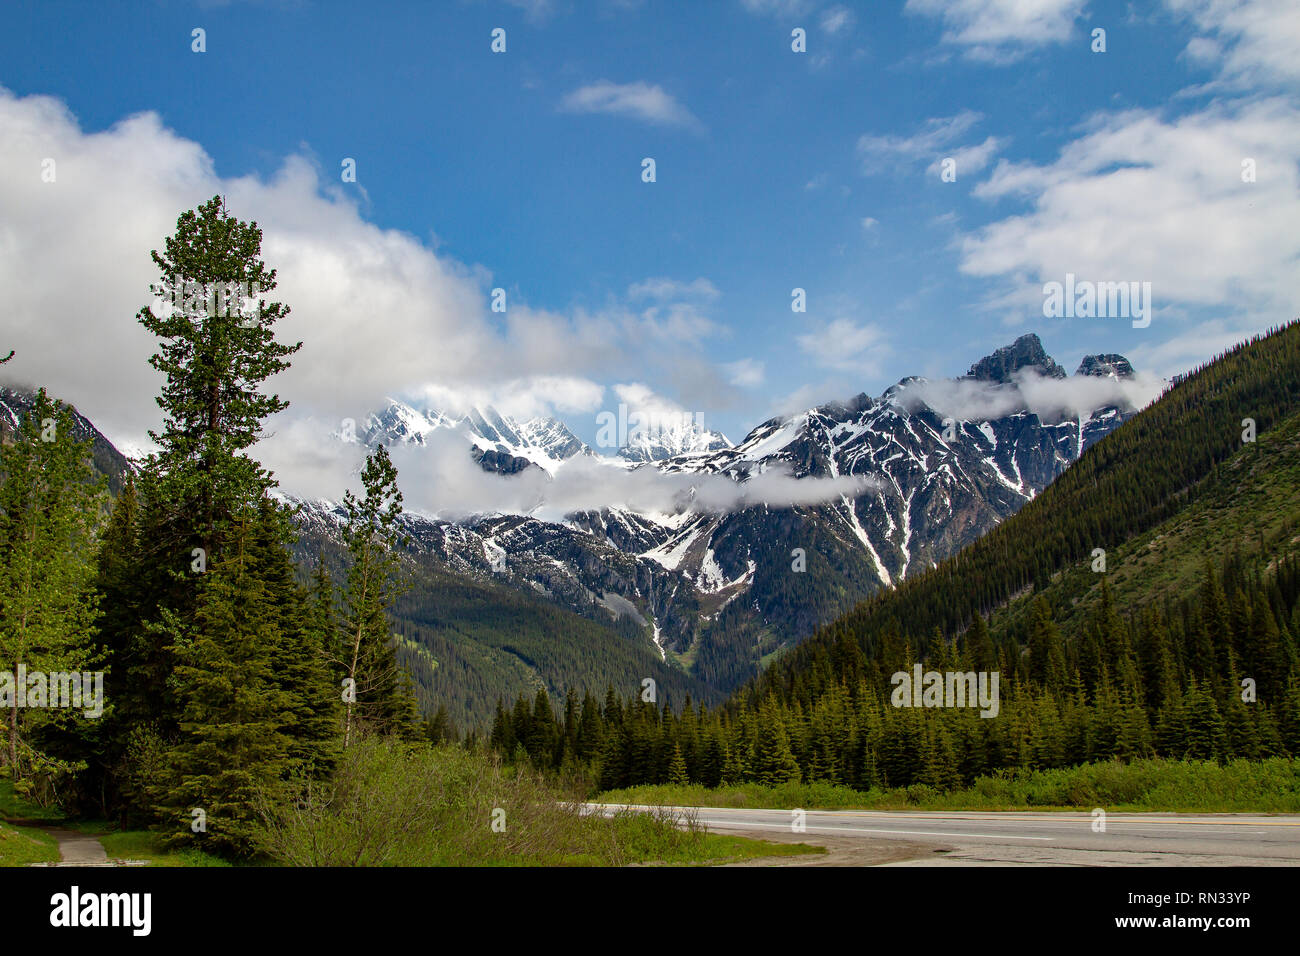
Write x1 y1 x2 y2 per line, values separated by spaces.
588 804 1300 866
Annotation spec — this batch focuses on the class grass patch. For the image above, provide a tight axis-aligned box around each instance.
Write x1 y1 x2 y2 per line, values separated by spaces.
0 778 65 824
0 820 59 866
597 757 1300 814
250 739 821 866
97 829 231 867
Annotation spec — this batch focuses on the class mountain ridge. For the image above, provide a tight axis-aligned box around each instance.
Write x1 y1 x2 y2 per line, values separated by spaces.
333 332 1145 691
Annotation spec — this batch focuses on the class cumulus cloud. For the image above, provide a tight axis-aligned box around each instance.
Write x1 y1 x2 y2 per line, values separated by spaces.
905 0 1087 61
894 368 1166 423
559 80 703 131
412 377 606 423
0 85 741 505
1167 0 1300 89
960 98 1300 318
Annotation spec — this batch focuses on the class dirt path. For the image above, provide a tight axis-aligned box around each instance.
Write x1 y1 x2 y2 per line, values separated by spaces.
47 828 109 864
32 827 109 866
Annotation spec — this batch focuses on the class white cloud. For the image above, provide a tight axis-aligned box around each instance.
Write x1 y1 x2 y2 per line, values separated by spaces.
0 87 738 496
628 276 720 302
859 111 1002 175
345 431 877 521
897 368 1165 422
796 319 889 374
610 382 690 423
723 358 766 388
559 80 703 131
1167 0 1300 88
860 216 879 230
412 377 606 423
820 6 854 34
860 111 982 158
960 98 1300 318
925 135 1003 177
905 0 1087 60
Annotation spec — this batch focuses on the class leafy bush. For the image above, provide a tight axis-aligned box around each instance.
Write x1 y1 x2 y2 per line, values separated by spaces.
252 738 710 866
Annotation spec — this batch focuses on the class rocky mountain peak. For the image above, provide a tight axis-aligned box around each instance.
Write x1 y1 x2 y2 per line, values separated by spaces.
1076 353 1135 379
966 333 1067 383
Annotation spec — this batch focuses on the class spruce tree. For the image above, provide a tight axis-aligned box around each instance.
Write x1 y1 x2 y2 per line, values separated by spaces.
1027 598 1068 696
0 390 106 791
1182 679 1228 761
159 516 297 856
667 742 689 785
749 700 801 786
336 444 418 745
136 195 300 566
245 497 340 775
103 196 309 824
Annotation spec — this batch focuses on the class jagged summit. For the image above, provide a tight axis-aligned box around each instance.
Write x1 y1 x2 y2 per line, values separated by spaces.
1076 354 1135 379
360 398 591 475
966 333 1067 383
618 418 732 462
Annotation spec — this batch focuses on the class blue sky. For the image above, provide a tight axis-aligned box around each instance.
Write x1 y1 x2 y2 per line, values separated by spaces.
1 0 1297 471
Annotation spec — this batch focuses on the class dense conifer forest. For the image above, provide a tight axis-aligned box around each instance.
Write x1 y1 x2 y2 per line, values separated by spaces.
488 324 1300 791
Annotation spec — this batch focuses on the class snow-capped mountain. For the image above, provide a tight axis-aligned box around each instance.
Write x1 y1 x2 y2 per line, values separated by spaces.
3 333 1147 698
360 399 591 475
302 334 1145 690
617 416 732 463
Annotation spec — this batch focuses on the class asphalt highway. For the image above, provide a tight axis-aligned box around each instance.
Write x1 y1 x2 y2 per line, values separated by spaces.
587 803 1300 865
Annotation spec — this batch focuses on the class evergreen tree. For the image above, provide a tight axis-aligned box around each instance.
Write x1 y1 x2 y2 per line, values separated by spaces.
0 390 106 793
336 445 418 745
158 517 298 856
100 196 311 825
1182 679 1228 761
1027 598 1068 695
918 717 961 790
245 498 340 775
667 742 689 785
526 688 558 766
748 700 801 786
136 195 300 567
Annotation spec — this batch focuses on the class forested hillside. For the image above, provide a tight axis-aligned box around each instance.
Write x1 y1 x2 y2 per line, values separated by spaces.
768 321 1300 660
293 529 719 733
489 323 1300 790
